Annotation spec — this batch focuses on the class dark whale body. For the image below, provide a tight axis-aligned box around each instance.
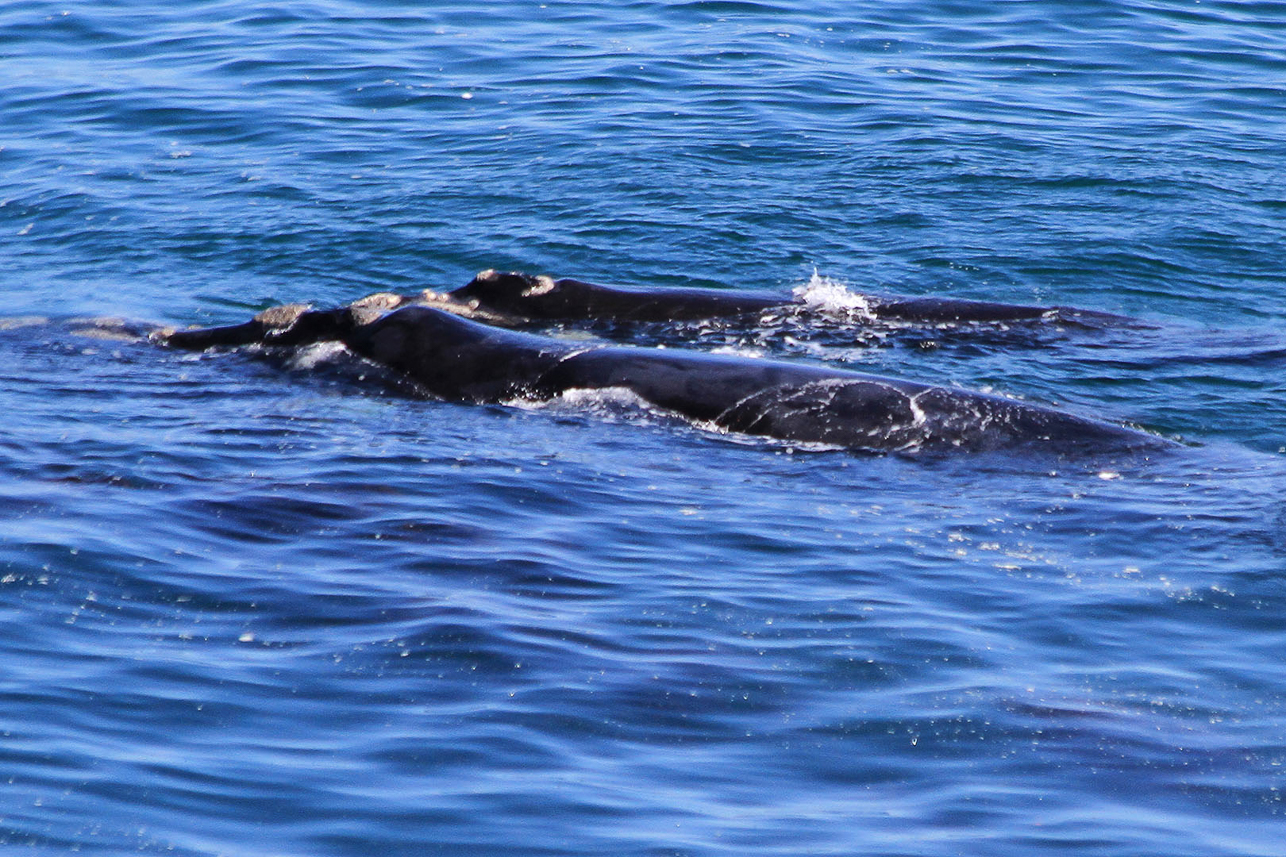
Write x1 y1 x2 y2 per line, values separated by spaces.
165 302 1162 453
442 270 1125 327
446 271 781 322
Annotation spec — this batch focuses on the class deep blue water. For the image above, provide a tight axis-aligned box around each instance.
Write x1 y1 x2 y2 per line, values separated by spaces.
3 1 1286 854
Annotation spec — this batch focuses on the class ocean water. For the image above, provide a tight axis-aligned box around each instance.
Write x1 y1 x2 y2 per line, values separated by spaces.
2 1 1285 854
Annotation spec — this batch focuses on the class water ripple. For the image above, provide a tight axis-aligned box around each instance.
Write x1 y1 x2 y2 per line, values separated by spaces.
3 0 1286 854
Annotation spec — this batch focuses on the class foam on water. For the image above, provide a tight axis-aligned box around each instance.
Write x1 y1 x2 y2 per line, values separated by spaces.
791 270 877 320
284 340 350 370
517 385 657 416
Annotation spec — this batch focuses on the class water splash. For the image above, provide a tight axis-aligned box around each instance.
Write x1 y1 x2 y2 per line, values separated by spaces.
791 270 877 321
285 340 349 370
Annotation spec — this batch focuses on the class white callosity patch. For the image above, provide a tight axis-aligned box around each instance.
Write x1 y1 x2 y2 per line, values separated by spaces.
254 303 311 328
522 275 557 297
349 292 405 311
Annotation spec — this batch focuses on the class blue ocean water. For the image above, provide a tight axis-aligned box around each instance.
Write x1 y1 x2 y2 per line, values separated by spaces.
2 1 1285 854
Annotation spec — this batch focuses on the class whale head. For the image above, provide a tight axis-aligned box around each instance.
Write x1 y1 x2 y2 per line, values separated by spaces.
450 270 557 313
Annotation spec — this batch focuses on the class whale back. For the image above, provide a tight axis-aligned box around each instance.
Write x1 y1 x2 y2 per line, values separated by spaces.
450 270 779 322
343 305 569 401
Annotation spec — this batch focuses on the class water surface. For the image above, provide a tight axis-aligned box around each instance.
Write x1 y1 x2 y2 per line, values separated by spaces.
2 2 1285 855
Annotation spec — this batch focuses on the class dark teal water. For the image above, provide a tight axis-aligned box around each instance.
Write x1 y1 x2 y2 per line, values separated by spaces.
2 2 1285 855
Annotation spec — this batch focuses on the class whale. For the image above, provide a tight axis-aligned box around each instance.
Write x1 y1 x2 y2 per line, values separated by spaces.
431 270 1129 327
163 299 1164 453
164 271 1131 347
440 271 781 323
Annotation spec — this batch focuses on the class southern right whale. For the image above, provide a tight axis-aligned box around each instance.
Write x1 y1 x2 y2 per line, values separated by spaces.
163 299 1165 454
433 270 1131 327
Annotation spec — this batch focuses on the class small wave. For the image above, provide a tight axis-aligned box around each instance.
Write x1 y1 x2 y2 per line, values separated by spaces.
791 271 876 320
67 317 162 342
